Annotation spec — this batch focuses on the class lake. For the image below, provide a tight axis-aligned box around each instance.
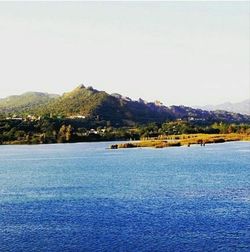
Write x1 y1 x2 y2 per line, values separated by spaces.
0 141 249 251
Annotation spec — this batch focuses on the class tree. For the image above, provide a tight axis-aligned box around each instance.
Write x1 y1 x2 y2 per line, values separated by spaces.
58 124 73 142
66 125 73 142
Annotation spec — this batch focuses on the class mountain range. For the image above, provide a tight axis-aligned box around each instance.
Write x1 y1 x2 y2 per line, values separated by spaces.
197 99 250 116
0 85 249 126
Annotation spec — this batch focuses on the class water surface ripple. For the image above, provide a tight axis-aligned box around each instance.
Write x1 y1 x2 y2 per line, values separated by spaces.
0 142 249 251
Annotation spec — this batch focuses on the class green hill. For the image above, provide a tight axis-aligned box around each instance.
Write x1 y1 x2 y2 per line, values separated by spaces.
35 85 174 126
0 92 58 114
36 85 109 117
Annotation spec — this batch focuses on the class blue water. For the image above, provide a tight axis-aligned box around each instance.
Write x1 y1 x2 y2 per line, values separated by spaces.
0 141 249 251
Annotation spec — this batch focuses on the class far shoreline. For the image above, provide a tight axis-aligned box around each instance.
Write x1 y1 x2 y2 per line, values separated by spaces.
0 133 249 148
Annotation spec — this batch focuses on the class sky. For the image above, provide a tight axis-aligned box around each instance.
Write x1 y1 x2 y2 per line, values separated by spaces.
0 1 249 106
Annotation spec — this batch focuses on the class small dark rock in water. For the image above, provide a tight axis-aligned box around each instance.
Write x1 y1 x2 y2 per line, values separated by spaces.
110 144 118 149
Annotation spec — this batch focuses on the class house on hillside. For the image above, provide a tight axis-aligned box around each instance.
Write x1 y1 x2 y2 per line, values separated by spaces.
67 115 86 119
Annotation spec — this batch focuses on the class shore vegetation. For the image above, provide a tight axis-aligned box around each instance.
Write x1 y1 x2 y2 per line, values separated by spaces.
115 133 250 149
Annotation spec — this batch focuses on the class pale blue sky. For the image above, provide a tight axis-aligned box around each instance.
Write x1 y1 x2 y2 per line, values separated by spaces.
0 1 249 106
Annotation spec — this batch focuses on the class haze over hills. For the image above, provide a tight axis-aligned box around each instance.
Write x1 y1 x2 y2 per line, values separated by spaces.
0 85 249 126
197 99 250 116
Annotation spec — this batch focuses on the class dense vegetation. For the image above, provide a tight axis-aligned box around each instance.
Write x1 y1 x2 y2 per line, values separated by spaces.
0 118 249 145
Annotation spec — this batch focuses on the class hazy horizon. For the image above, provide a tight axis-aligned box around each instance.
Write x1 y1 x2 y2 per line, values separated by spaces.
0 1 249 106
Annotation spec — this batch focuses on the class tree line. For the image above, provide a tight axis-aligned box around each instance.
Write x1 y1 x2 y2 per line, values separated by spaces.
0 118 249 145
